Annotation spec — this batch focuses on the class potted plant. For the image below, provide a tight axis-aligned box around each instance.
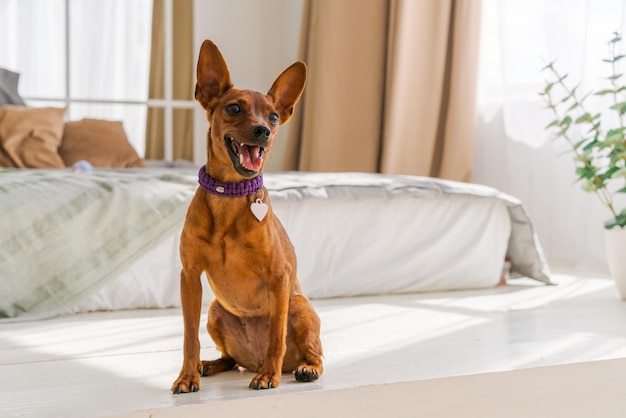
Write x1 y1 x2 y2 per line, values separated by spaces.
540 32 626 299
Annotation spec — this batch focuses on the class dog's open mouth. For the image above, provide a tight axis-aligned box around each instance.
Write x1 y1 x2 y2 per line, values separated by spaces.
226 135 266 174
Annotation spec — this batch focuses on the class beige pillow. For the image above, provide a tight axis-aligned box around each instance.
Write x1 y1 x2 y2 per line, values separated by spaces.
0 105 66 168
59 119 144 168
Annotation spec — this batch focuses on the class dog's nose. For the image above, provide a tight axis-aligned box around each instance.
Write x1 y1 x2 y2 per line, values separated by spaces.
252 125 271 140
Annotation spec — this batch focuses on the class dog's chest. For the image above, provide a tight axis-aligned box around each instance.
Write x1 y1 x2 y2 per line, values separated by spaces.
205 241 274 316
202 221 286 316
205 223 266 265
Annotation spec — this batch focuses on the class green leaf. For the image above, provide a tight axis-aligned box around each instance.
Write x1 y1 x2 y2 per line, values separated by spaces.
610 152 623 166
586 121 601 134
603 54 626 63
545 119 559 129
608 74 623 80
594 89 615 96
606 128 625 142
573 138 587 149
611 166 626 178
567 102 579 111
582 139 598 151
560 115 573 127
581 178 596 192
604 210 626 229
601 166 620 181
575 112 593 124
541 61 556 71
542 82 555 94
575 166 596 179
609 102 626 115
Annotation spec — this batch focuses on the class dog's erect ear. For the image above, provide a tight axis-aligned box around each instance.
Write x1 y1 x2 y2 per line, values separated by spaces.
267 62 307 125
195 40 233 111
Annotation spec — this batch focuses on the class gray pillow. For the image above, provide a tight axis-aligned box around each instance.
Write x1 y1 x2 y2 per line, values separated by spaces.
0 68 26 106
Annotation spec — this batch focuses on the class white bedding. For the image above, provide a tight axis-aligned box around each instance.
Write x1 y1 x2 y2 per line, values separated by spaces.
278 194 510 298
66 232 184 314
59 171 551 316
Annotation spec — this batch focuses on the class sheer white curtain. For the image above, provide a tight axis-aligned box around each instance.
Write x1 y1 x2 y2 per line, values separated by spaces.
475 0 626 272
0 0 152 155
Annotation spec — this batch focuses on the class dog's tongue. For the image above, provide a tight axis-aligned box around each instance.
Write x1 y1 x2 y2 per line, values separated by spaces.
237 143 264 171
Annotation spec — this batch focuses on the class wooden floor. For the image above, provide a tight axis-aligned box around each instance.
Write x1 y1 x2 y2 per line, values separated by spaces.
2 270 626 417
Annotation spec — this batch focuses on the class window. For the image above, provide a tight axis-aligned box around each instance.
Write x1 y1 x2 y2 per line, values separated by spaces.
0 0 153 156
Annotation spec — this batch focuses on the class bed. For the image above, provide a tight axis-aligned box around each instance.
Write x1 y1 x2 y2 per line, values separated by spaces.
0 165 552 322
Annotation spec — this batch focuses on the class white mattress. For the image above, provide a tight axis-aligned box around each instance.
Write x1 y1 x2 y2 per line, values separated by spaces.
276 194 510 298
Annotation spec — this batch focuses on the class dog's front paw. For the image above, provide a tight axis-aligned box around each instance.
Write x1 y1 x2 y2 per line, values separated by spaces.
171 365 202 394
249 371 280 390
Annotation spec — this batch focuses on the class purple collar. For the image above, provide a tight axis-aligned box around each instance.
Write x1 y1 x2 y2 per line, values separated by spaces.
198 165 263 197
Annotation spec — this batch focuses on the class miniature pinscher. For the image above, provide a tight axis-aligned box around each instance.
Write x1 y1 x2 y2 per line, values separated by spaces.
171 40 323 393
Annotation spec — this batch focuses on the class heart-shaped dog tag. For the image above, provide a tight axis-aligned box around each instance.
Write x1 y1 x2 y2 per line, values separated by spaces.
250 199 268 222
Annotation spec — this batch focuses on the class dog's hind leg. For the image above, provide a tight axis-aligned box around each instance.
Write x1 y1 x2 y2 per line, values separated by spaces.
201 357 237 376
287 294 324 382
206 299 264 374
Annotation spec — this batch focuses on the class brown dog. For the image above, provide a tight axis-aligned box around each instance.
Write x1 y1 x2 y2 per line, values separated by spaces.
171 40 323 393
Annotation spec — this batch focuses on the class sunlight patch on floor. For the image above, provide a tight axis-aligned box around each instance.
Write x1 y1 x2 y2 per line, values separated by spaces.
319 302 488 367
415 275 615 312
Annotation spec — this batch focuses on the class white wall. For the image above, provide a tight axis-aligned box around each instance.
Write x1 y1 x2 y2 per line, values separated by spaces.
192 0 305 170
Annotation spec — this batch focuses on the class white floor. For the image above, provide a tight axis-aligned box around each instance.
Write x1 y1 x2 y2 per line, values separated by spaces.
2 271 626 418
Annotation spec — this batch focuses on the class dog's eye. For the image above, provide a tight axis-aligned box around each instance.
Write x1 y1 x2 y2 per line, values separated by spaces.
268 112 279 125
226 103 241 115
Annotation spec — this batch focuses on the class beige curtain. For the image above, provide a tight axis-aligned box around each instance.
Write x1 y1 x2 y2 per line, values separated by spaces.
145 0 194 161
282 0 482 182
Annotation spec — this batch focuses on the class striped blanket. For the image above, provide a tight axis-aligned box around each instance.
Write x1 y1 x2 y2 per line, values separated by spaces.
0 168 196 321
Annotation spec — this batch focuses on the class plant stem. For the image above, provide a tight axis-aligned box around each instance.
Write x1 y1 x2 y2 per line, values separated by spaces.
609 40 626 135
